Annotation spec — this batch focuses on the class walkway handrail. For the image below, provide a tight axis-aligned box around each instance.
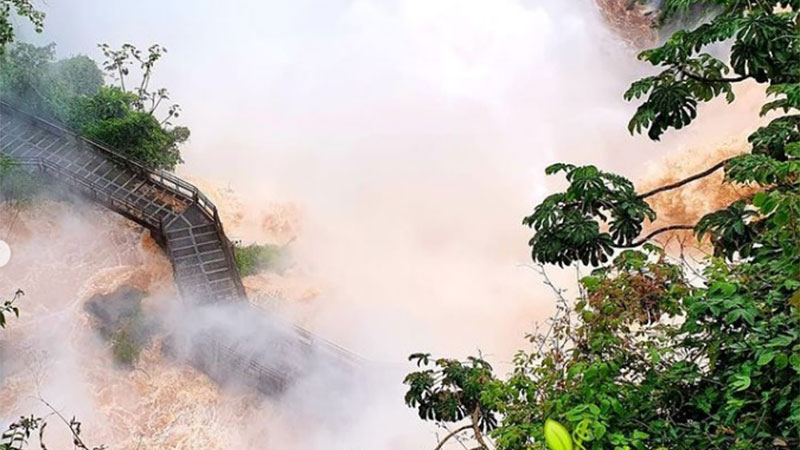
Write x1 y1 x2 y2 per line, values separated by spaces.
12 156 160 228
3 100 363 378
0 100 220 225
1 99 245 294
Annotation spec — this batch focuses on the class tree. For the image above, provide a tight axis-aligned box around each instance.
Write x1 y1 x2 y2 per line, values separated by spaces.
405 1 800 449
0 42 190 170
0 43 61 117
52 55 105 97
78 88 187 170
98 43 183 126
0 0 43 55
404 354 499 450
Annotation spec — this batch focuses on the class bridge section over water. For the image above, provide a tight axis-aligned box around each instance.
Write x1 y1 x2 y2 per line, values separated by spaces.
0 101 353 394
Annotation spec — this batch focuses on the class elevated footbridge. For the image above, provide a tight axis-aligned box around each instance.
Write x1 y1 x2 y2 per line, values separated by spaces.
0 100 357 394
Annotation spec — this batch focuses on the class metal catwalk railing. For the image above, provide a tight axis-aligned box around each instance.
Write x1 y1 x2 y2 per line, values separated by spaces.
1 99 361 392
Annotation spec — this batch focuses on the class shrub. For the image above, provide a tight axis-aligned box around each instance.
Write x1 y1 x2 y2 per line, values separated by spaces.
110 327 140 367
234 243 284 277
83 107 184 171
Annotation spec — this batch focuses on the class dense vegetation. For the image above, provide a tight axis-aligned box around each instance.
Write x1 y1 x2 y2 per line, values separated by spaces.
0 0 42 55
234 243 285 277
0 41 189 170
404 1 800 449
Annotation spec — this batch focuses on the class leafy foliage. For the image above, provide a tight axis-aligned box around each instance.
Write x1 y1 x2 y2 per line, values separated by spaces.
0 415 42 450
523 165 654 266
110 327 142 367
408 1 800 449
81 96 186 170
0 0 43 55
626 0 799 141
695 201 759 259
405 354 499 429
0 289 23 329
84 287 152 368
97 43 183 126
0 42 189 170
404 354 499 449
234 243 284 277
52 54 105 97
0 164 49 204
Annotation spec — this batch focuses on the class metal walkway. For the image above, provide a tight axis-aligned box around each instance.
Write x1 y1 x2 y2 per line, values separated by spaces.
0 100 245 303
0 100 356 394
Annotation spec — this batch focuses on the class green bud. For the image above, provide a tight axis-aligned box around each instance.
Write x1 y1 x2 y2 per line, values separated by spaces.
544 419 573 450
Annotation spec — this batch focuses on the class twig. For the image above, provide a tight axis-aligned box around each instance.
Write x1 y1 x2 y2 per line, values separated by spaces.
35 397 89 450
622 224 695 247
679 67 750 83
433 424 472 450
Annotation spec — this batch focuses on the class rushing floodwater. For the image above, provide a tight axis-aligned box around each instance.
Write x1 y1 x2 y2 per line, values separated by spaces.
1 0 770 448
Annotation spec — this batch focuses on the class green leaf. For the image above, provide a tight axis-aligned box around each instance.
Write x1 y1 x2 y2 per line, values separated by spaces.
757 352 776 366
730 373 751 392
544 419 573 450
773 353 789 369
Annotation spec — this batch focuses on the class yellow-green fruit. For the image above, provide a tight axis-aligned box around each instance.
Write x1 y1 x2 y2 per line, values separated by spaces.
544 419 573 450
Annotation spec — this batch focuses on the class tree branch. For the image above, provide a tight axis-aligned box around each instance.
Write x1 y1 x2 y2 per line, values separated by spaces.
471 407 491 450
117 63 126 93
680 68 750 83
36 397 92 450
433 424 472 450
622 225 695 248
637 158 730 200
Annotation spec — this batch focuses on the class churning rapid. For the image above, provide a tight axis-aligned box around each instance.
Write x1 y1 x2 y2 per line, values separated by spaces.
0 1 766 449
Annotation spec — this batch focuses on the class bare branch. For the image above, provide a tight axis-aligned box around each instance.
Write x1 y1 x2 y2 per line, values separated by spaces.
622 224 695 248
680 67 750 83
433 424 472 450
36 398 90 450
637 158 730 200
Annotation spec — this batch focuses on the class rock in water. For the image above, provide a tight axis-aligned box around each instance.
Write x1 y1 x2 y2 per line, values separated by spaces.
595 0 661 48
85 286 155 367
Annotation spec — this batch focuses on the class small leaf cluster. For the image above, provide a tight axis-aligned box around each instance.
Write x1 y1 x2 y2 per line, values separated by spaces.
1 414 106 450
523 164 655 266
404 353 500 432
0 289 23 329
1 415 42 450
